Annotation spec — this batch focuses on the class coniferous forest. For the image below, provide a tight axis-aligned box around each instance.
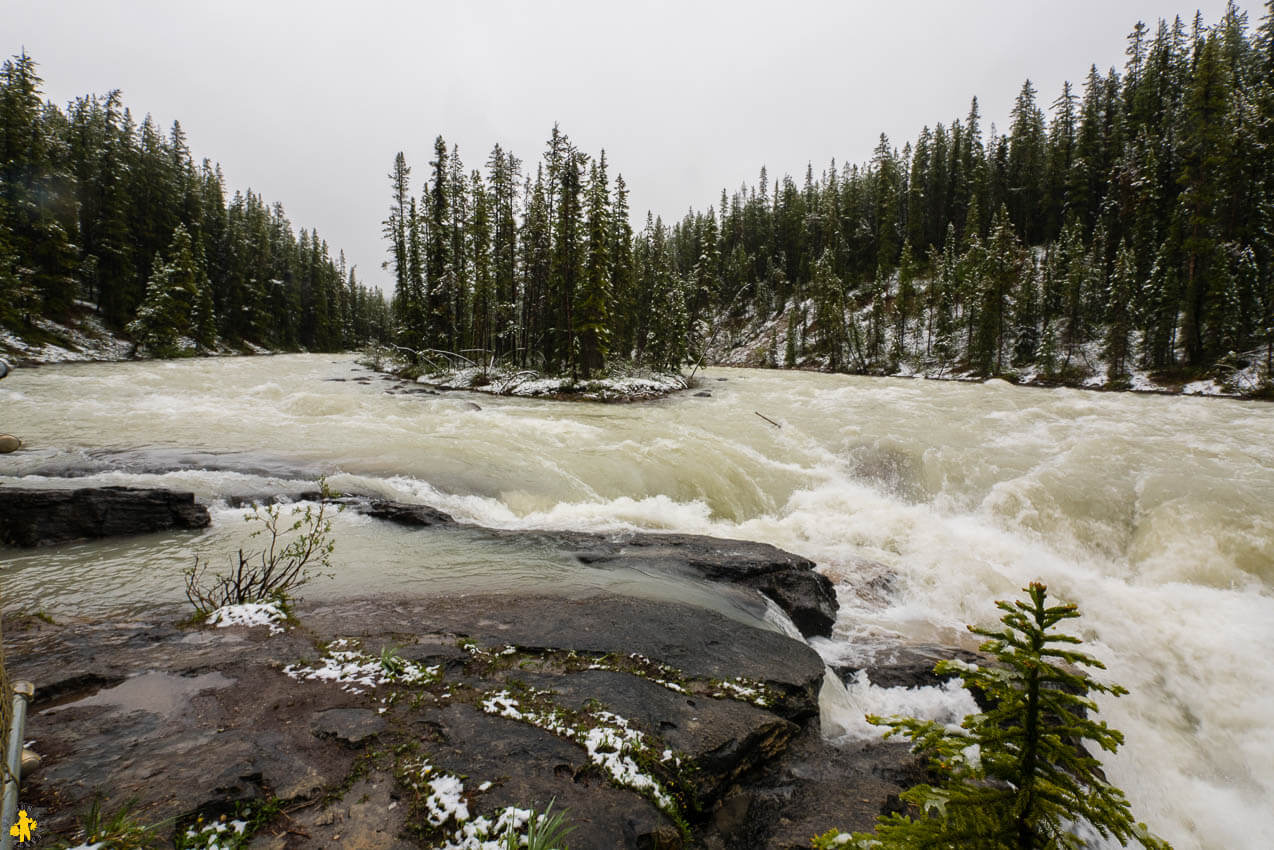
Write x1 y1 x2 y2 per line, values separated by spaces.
0 52 391 357
384 3 1274 392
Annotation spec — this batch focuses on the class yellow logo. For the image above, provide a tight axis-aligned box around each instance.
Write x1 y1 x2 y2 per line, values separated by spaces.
9 809 37 843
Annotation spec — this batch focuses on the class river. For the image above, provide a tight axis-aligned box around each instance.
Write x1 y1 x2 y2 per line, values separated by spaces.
1 353 1272 849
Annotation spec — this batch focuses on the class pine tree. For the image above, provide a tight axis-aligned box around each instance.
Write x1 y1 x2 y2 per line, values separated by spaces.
1105 242 1137 380
812 253 847 369
550 146 585 373
784 309 798 367
1013 258 1041 366
425 135 452 348
469 171 494 361
824 583 1172 850
576 154 611 377
609 173 636 358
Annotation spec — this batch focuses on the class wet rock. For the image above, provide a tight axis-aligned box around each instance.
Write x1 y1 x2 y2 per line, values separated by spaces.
0 486 210 547
360 499 455 527
548 531 838 638
223 491 322 508
0 434 21 453
695 391 712 397
9 591 929 850
730 729 923 848
462 401 482 410
833 644 983 691
354 503 838 638
311 708 386 748
420 702 675 849
523 668 798 806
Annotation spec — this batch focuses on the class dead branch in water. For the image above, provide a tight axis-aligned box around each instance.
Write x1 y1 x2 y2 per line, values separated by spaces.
754 411 781 428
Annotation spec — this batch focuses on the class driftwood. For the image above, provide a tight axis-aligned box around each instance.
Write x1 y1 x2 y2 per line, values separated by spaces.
754 411 781 428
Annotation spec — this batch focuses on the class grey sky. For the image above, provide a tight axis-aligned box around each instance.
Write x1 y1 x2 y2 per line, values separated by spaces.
8 1 1236 292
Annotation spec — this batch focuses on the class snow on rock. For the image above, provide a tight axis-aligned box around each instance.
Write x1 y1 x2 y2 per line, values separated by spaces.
284 639 440 694
401 758 553 850
478 691 675 810
205 600 288 635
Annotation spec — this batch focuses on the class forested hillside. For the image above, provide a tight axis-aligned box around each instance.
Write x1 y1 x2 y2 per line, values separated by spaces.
673 4 1274 391
384 3 1274 393
0 52 390 359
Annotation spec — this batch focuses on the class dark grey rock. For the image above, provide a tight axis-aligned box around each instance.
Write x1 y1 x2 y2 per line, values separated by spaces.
0 486 210 547
360 499 455 527
352 503 838 638
310 708 386 747
546 531 838 638
695 391 712 397
522 669 798 806
834 644 982 690
303 594 826 722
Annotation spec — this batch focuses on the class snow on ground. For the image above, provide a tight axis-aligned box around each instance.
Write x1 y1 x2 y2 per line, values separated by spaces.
416 366 688 401
205 601 289 635
706 294 1271 400
1183 378 1225 395
182 818 250 850
283 639 440 694
1 313 133 364
1 310 283 365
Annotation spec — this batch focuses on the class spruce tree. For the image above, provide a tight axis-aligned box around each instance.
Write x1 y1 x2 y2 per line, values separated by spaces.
1105 242 1137 380
576 154 612 377
812 253 847 369
822 583 1172 850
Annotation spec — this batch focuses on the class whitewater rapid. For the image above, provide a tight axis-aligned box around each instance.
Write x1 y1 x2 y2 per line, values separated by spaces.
1 354 1272 849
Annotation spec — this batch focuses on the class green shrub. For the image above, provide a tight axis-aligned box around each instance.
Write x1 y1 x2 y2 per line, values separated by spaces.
185 480 339 615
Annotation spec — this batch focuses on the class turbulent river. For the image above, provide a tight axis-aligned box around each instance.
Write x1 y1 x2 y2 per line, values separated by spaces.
1 353 1272 848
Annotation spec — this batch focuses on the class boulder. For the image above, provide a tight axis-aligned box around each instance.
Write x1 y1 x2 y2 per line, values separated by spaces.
547 531 838 638
359 499 455 527
0 486 210 547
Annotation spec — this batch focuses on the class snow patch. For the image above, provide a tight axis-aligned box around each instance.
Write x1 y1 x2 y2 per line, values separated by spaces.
478 691 675 810
205 600 288 635
284 640 440 693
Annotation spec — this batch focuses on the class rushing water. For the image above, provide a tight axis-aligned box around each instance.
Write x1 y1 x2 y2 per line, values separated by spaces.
2 353 1272 848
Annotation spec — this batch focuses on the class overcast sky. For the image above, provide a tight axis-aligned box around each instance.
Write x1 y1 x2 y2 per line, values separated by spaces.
7 0 1236 292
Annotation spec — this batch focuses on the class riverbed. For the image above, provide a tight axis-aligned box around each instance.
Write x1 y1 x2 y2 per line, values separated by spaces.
2 354 1272 849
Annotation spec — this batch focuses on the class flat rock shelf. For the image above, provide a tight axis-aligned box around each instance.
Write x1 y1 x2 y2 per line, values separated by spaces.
9 593 921 850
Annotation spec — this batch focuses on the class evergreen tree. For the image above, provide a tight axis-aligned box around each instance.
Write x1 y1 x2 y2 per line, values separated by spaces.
812 253 847 369
550 146 585 373
576 154 611 377
824 583 1171 850
609 173 636 358
784 309 798 367
1013 257 1041 366
425 135 452 348
1105 241 1137 379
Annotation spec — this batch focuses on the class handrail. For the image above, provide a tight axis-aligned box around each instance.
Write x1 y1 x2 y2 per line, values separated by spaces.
0 681 34 850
